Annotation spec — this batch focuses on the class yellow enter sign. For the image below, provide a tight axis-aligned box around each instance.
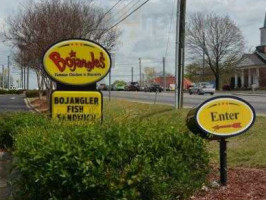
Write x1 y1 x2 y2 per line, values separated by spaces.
196 97 255 137
51 91 102 121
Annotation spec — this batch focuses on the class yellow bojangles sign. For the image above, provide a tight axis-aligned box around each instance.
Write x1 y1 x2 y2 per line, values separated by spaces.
43 39 111 85
51 91 102 121
187 96 256 138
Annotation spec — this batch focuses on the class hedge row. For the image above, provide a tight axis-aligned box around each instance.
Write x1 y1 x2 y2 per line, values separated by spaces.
0 89 46 97
0 113 210 200
0 89 24 95
25 90 46 98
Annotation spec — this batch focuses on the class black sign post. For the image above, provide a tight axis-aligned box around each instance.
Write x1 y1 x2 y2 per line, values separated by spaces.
186 96 256 187
219 138 227 186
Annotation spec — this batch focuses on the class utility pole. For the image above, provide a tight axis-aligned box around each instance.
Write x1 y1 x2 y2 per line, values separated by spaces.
7 56 10 89
21 67 23 88
109 53 115 101
2 65 4 89
174 0 181 109
131 67 134 82
202 32 206 81
24 67 26 90
177 0 187 108
139 58 142 87
27 67 30 90
163 57 166 92
109 68 111 101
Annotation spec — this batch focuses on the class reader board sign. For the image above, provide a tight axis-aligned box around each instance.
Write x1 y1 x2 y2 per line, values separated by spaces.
51 91 102 121
186 96 256 139
43 39 111 86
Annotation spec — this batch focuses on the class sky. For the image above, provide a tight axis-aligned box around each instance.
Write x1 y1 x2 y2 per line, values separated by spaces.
0 0 265 88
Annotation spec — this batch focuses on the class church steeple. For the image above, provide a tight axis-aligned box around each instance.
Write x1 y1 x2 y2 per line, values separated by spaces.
264 12 266 28
260 12 266 46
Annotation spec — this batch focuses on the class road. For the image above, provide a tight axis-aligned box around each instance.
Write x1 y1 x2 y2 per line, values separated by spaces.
0 94 30 112
103 91 266 115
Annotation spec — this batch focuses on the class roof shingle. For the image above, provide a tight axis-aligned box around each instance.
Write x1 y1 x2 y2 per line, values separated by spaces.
237 53 266 68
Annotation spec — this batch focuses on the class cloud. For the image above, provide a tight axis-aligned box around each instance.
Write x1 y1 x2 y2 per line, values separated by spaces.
0 0 266 84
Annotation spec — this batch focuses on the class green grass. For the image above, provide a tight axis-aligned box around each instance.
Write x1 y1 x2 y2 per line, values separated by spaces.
103 99 266 168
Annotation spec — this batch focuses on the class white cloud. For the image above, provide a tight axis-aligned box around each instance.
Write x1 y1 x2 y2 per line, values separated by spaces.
0 0 265 84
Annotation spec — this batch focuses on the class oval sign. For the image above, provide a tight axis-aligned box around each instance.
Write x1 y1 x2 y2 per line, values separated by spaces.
43 39 111 86
187 96 256 138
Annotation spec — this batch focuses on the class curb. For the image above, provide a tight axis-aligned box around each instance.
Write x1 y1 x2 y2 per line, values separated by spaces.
104 97 266 117
233 93 266 97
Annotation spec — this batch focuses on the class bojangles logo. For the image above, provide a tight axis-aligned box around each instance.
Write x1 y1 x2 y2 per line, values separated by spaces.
49 50 106 73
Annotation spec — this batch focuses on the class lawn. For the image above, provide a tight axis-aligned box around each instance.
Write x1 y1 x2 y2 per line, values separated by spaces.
103 99 266 168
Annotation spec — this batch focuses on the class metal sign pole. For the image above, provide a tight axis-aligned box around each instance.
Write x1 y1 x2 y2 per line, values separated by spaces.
109 68 111 101
2 65 4 89
174 0 181 109
7 56 10 90
219 138 228 186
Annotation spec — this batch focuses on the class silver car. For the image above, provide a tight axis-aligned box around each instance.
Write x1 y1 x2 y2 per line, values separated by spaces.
189 82 215 95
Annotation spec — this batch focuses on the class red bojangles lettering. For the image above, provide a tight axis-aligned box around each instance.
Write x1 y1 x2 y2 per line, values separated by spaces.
49 50 106 72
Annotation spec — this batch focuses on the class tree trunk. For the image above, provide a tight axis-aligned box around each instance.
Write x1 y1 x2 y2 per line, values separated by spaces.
36 71 43 99
215 74 220 90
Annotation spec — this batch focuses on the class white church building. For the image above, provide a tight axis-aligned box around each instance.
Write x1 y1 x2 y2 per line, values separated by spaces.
235 14 266 89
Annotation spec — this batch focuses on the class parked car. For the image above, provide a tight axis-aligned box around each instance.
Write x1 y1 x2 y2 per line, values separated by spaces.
106 85 114 91
188 82 215 95
97 83 108 91
144 83 163 92
9 86 17 90
222 85 231 91
114 84 125 91
125 82 140 91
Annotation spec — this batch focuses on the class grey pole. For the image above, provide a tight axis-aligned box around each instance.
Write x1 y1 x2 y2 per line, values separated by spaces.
7 56 10 90
2 65 4 89
24 67 26 90
109 69 111 101
27 67 30 90
174 0 181 109
163 57 166 92
131 67 134 82
109 53 115 101
139 58 142 87
179 48 184 107
178 0 187 108
202 32 205 81
21 67 23 88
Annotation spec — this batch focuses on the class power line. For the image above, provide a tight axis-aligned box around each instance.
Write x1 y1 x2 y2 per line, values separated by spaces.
107 0 151 32
106 0 139 24
102 0 124 19
165 0 176 57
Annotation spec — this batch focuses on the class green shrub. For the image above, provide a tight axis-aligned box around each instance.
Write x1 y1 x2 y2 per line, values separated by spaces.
0 89 23 95
16 89 26 95
0 113 49 150
12 116 209 200
25 90 46 98
0 89 7 94
25 90 39 98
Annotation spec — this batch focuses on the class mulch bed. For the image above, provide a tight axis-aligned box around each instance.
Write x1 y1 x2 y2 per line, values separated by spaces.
192 167 266 200
30 98 48 112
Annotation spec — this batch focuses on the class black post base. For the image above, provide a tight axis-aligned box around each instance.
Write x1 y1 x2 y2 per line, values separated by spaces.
219 138 228 186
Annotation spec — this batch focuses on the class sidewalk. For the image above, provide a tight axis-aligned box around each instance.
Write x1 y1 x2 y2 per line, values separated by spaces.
231 90 266 97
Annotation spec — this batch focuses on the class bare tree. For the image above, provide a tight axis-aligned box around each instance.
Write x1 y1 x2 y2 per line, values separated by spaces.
144 67 157 83
186 12 245 90
2 0 120 101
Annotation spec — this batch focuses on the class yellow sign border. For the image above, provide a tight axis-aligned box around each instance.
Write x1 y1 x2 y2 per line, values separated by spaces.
43 39 112 86
51 91 103 122
195 96 256 138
